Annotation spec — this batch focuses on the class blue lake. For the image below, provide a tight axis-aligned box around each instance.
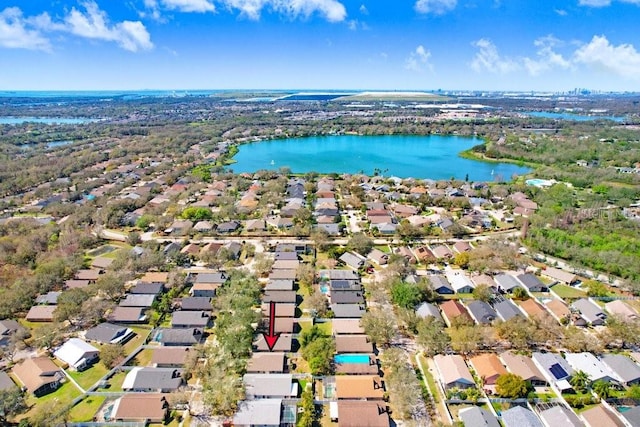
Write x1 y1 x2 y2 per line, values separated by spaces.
0 117 99 125
232 135 530 181
523 111 624 122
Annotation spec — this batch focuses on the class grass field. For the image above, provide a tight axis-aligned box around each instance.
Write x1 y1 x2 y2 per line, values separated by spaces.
129 348 153 366
19 381 82 421
124 325 153 353
69 395 106 422
68 363 109 390
551 284 586 299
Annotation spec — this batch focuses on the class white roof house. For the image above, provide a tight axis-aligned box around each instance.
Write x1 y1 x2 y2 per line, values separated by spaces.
445 271 475 294
233 399 282 427
53 338 99 371
564 352 618 383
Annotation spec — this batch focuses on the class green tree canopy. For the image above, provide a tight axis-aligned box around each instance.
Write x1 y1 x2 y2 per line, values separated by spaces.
496 373 530 399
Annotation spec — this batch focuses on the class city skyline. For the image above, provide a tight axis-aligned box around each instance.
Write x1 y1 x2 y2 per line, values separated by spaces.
1 0 640 91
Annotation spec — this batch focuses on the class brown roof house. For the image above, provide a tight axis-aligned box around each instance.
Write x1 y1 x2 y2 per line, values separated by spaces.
335 401 390 427
335 375 385 400
12 357 64 396
25 305 56 322
469 353 508 386
336 335 374 354
151 347 191 368
439 300 472 326
247 352 286 373
433 354 475 390
111 394 169 423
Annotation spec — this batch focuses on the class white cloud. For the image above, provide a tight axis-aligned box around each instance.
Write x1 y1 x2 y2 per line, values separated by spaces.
554 8 568 15
0 7 51 51
405 44 432 72
359 4 368 14
579 0 640 6
218 0 347 22
161 0 216 12
574 35 640 79
414 0 457 14
523 35 571 76
470 38 519 74
64 1 153 52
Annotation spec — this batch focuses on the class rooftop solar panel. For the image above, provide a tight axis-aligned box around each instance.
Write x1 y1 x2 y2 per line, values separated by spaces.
549 363 568 380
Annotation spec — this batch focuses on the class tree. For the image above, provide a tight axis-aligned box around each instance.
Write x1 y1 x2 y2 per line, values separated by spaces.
0 389 27 424
361 308 396 347
448 323 483 355
496 373 530 399
181 206 213 221
494 317 534 350
54 287 90 325
416 317 450 357
570 370 591 393
472 284 493 303
593 380 612 399
453 252 470 269
252 253 274 277
300 331 335 375
101 343 125 368
307 290 329 318
127 231 141 246
297 387 317 427
391 281 423 309
584 280 610 298
512 286 529 300
95 272 127 301
296 263 315 293
347 232 373 256
310 228 330 252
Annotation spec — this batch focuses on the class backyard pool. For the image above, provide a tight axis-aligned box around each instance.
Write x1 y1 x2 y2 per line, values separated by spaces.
334 354 371 364
320 285 329 294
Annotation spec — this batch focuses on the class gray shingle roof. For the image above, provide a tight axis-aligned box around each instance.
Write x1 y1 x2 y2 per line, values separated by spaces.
85 323 132 344
467 300 497 324
459 406 500 427
500 406 543 427
494 299 523 321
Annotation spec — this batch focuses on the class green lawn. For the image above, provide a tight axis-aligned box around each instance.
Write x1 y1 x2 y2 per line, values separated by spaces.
68 363 109 390
69 395 106 422
124 325 153 353
315 321 332 336
129 348 154 366
100 370 127 391
21 381 82 420
551 284 586 299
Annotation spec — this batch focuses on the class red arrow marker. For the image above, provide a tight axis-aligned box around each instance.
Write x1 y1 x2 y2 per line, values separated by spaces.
263 301 280 351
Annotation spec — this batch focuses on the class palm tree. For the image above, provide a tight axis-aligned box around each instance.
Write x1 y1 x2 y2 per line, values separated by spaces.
570 370 591 393
593 380 613 400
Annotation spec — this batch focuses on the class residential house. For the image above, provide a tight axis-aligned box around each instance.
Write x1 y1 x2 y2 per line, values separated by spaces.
500 352 547 386
233 399 282 427
329 279 362 292
336 354 379 375
335 401 390 427
599 354 640 387
467 300 497 324
85 323 135 344
269 269 297 281
518 299 548 320
151 347 191 368
494 299 524 321
108 306 147 323
458 406 499 427
605 300 638 321
538 405 582 427
416 302 443 321
564 352 618 383
112 394 169 423
439 300 473 326
254 333 293 352
247 353 286 374
331 304 366 318
330 291 365 305
263 291 298 304
0 370 16 392
64 279 90 290
414 246 436 263
433 354 475 390
193 220 214 232
429 275 454 295
156 328 203 346
25 305 56 322
368 248 389 266
12 357 63 396
445 271 475 294
171 311 211 328
119 294 156 308
335 335 374 354
532 352 574 393
180 297 212 311
261 302 296 318
319 269 359 281
272 259 300 270
621 406 640 427
265 279 295 291
75 269 102 282
544 298 571 323
453 241 473 254
130 282 164 295
122 367 183 392
140 272 169 285
500 406 544 427
469 353 508 386
516 273 548 292
35 291 61 305
243 373 297 399
216 220 240 233
431 245 454 259
0 319 21 347
494 274 523 293
340 252 366 270
53 338 100 371
571 298 606 326
332 319 365 335
260 317 296 334
580 404 625 427
335 375 385 400
542 267 577 285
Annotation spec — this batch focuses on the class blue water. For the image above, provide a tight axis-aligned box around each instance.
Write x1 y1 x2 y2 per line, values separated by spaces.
320 285 329 294
232 135 530 181
0 117 99 125
335 354 371 364
523 111 624 122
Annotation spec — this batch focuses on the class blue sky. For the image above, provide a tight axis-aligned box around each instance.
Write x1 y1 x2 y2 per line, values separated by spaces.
1 0 640 91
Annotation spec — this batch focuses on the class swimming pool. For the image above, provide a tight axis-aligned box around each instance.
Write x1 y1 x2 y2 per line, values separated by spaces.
320 285 329 294
526 178 554 188
335 354 371 364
